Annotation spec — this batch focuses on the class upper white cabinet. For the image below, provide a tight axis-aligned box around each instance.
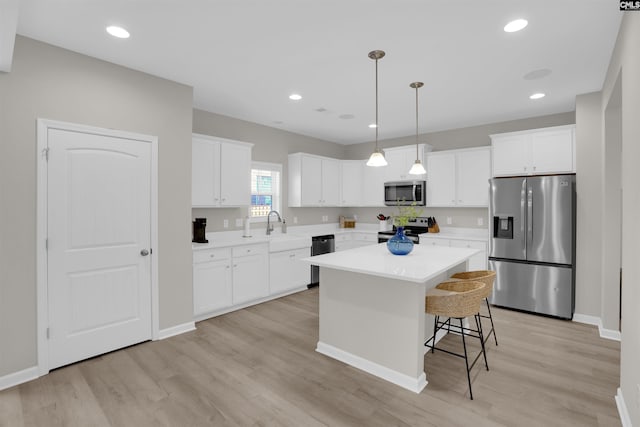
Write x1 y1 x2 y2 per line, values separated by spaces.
192 134 253 207
490 125 575 177
426 147 490 207
383 144 427 182
288 153 340 207
340 160 364 206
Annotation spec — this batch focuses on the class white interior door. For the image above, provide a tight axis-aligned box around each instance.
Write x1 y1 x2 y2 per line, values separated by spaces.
47 128 152 369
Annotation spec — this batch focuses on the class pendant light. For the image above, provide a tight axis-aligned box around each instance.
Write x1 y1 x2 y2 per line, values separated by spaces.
366 50 387 167
408 81 427 175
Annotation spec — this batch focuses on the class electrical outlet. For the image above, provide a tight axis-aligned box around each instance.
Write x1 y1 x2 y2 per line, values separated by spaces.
353 214 358 220
477 217 484 226
293 216 298 224
235 218 243 227
322 215 328 222
223 219 229 228
446 217 452 225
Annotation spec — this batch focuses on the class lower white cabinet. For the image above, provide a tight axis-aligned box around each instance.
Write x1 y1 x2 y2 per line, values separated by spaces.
269 248 311 294
193 248 233 317
420 237 487 270
232 244 269 304
335 232 378 252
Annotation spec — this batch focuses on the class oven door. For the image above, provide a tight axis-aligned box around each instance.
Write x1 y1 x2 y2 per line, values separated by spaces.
384 181 426 206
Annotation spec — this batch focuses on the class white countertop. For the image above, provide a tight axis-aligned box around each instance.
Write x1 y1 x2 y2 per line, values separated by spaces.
419 227 488 242
302 243 479 283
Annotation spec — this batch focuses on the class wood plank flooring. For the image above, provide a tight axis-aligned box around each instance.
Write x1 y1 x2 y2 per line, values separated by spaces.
0 288 621 426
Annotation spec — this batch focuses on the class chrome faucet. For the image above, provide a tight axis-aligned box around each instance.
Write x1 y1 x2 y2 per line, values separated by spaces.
266 210 282 235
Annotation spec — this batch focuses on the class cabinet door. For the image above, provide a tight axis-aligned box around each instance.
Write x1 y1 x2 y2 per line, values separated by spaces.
340 161 363 206
192 138 220 206
232 254 269 304
450 240 487 270
301 155 323 206
384 149 409 182
361 163 386 206
426 153 456 206
270 248 310 294
491 135 530 176
530 127 574 174
193 258 232 316
321 158 341 206
220 143 251 206
456 148 490 207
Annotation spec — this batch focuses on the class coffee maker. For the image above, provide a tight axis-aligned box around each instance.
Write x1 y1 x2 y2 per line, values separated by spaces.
192 218 208 243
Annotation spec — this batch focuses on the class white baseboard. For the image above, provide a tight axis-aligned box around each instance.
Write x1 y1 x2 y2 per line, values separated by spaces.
615 387 632 427
316 341 427 394
0 366 39 391
572 313 621 342
157 321 196 340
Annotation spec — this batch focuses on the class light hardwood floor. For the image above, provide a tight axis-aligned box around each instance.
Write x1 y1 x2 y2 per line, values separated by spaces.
0 288 621 426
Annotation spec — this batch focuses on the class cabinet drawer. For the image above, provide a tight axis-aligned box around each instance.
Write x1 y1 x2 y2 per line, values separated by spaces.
232 244 268 258
352 232 377 242
194 248 231 264
421 238 450 247
450 240 486 250
334 234 351 242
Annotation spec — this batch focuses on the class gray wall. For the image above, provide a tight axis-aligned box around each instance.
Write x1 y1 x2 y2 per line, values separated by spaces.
574 92 604 319
192 109 347 232
0 36 194 376
600 12 640 425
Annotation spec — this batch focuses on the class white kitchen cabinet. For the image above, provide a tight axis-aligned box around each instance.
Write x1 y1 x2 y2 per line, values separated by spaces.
449 240 488 271
192 134 253 207
231 244 269 305
420 237 488 270
340 160 363 206
361 163 386 206
193 248 232 317
491 125 575 177
269 247 310 294
289 153 341 207
383 144 427 182
426 147 490 207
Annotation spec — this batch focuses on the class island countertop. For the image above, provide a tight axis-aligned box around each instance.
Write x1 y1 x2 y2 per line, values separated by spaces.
302 243 479 284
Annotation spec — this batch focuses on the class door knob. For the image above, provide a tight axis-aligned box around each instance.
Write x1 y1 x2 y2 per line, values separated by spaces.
140 249 150 256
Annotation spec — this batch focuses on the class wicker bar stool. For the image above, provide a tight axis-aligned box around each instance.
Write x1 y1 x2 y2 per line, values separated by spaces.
424 280 488 400
450 270 498 346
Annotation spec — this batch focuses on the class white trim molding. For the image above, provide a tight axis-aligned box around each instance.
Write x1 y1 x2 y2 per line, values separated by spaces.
0 367 38 391
572 313 621 341
615 388 632 427
316 341 428 394
158 322 196 340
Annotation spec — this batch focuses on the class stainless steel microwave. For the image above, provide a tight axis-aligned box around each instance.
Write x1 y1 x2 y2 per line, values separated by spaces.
384 180 426 206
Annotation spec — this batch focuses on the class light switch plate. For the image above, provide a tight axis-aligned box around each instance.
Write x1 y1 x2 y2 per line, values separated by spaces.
477 217 484 226
446 217 452 225
235 218 243 227
223 219 229 228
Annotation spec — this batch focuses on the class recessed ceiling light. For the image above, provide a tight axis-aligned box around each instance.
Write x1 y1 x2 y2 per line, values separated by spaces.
339 114 355 120
530 93 545 100
523 68 552 80
106 26 130 39
289 94 302 101
504 19 528 33
368 123 377 128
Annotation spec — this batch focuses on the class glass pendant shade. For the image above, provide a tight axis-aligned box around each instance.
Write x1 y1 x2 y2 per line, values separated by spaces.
408 159 426 175
367 149 388 167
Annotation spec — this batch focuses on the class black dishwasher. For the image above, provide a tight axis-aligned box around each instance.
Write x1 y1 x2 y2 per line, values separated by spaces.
309 234 335 288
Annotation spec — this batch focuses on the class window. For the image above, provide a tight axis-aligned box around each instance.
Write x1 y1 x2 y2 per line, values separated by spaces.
250 162 282 221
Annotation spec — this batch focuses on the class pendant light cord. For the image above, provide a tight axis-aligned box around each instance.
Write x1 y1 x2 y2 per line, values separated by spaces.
375 56 379 150
415 85 419 158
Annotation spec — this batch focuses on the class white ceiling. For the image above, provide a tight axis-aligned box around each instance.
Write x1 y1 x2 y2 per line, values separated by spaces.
13 0 622 144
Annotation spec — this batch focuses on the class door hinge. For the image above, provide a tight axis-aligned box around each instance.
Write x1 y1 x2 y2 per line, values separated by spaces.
42 147 50 161
150 248 153 254
45 238 48 250
46 327 50 339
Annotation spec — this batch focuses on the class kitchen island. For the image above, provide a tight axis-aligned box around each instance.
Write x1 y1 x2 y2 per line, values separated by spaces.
303 243 479 393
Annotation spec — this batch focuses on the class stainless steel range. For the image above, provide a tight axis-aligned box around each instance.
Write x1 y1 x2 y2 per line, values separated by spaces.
377 216 432 244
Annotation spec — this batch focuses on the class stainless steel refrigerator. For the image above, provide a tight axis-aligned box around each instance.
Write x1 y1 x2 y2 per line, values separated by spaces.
488 174 576 319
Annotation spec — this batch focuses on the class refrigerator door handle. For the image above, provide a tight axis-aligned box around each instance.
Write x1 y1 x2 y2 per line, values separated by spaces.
520 180 527 237
527 187 533 243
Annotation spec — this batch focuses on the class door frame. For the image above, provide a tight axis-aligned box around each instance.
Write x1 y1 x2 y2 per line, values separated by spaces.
36 118 160 376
